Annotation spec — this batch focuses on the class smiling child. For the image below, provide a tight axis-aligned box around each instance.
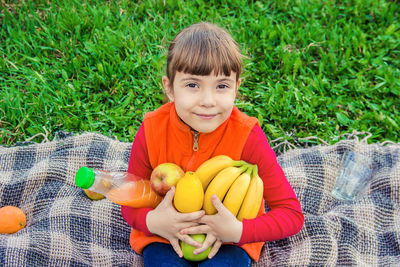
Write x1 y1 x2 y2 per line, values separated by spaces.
121 22 304 267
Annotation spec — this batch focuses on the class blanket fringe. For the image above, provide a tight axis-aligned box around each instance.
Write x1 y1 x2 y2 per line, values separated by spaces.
9 129 399 152
24 126 51 143
270 130 398 155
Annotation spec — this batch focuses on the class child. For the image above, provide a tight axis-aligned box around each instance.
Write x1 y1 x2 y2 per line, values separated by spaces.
121 22 304 266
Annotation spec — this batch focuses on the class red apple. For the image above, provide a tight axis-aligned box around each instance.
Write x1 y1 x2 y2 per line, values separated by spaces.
150 163 184 196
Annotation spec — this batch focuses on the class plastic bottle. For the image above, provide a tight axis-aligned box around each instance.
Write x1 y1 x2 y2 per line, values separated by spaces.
75 167 133 195
75 167 162 208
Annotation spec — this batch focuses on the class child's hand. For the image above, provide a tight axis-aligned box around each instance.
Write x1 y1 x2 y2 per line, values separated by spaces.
180 195 243 254
146 187 205 257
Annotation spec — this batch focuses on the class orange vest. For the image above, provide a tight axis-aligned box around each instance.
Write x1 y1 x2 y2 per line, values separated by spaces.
129 102 265 262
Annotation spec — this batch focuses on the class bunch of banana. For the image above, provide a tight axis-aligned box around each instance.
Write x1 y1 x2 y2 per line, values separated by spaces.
195 156 264 220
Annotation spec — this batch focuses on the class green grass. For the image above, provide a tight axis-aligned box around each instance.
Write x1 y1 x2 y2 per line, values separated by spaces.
1 0 399 146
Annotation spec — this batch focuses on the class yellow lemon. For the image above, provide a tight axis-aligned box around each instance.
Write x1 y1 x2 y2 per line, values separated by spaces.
174 172 204 213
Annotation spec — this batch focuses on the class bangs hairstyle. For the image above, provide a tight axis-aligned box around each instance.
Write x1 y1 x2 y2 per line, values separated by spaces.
166 22 243 85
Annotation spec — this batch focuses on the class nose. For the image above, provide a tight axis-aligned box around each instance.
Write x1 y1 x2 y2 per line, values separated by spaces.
199 88 216 107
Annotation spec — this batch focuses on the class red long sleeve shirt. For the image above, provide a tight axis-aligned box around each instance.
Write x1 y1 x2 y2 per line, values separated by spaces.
121 123 304 245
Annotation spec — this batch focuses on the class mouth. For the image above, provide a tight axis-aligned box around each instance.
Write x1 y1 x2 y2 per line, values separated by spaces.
194 113 217 120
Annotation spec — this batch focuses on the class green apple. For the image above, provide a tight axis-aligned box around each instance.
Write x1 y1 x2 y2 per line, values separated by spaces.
180 234 211 261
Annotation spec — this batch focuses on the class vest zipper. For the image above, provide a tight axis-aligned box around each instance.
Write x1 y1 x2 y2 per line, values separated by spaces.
186 131 199 170
192 131 199 151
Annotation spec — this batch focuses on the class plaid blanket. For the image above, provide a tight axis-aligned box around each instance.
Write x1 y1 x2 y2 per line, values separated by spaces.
1 133 399 266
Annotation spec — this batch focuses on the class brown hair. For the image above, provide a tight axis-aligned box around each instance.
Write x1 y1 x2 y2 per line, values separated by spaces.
166 22 243 85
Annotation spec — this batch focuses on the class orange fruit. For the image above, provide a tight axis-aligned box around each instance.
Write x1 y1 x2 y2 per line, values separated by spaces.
0 206 27 234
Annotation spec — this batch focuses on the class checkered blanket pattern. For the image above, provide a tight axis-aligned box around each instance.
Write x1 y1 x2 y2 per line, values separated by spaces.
1 133 399 266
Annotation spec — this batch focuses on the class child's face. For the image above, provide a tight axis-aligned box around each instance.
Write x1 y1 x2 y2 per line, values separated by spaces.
163 71 240 133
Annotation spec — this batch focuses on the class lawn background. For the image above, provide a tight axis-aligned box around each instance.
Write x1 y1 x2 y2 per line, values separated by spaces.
1 0 399 147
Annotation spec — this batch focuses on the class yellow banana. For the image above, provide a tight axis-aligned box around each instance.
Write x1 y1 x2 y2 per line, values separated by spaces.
237 166 264 221
222 167 252 216
195 155 234 190
203 166 246 215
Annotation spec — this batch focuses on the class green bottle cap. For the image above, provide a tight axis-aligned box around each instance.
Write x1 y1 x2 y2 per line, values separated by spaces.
75 167 95 189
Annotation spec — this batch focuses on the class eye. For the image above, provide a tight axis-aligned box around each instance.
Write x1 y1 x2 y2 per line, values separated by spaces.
186 83 199 88
217 84 229 90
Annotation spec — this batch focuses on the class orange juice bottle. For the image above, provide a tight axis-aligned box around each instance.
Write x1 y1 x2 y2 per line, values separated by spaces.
75 167 162 208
